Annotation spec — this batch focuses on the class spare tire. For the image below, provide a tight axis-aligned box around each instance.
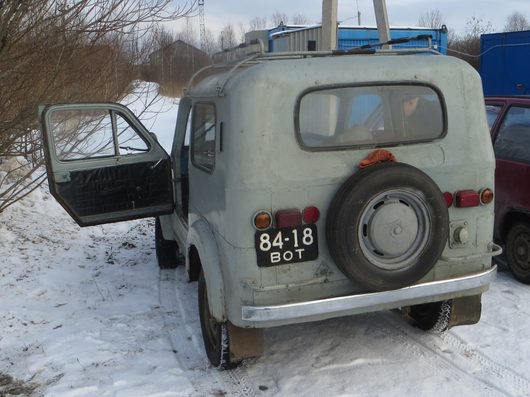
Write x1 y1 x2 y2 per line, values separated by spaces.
326 162 448 291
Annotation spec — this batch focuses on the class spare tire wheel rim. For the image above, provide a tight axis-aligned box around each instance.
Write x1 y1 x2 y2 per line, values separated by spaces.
358 188 431 271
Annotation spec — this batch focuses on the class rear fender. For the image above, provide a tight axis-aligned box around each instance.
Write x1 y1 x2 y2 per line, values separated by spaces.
187 218 226 321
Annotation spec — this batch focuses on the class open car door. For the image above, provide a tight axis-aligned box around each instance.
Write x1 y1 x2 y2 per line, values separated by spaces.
40 103 174 227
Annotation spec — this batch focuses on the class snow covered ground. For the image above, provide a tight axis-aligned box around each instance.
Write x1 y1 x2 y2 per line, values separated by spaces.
1 83 530 397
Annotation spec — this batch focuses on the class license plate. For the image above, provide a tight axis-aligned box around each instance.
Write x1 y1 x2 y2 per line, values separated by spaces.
255 224 318 267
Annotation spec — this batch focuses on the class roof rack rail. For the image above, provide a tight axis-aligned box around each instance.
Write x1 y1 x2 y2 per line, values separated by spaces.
212 39 265 63
184 39 441 96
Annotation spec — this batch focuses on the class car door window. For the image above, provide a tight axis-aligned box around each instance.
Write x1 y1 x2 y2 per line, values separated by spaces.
494 106 530 163
51 109 115 160
486 105 502 130
50 109 148 161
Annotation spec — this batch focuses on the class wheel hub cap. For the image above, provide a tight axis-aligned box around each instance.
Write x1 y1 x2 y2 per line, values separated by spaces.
369 202 418 256
359 189 431 271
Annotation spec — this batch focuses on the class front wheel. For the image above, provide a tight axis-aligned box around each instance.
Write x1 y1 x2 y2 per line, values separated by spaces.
198 272 238 369
505 222 530 284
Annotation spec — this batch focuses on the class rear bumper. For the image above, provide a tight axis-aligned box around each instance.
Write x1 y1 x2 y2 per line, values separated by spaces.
241 265 497 325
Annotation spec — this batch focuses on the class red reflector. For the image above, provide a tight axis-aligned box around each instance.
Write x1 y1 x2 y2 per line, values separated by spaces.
443 192 454 207
455 190 480 208
275 209 301 228
303 206 320 224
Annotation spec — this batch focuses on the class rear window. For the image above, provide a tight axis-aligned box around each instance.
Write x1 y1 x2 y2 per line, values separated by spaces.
297 84 445 149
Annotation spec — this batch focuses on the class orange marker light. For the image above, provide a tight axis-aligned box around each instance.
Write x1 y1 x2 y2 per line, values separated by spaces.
253 211 272 230
480 188 494 205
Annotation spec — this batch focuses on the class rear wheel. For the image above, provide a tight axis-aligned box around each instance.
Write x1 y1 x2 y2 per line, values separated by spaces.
155 218 179 269
407 300 453 333
505 222 530 284
198 272 239 369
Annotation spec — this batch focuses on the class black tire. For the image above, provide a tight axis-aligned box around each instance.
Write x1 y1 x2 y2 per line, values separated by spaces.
198 272 238 369
407 300 453 333
505 222 530 284
326 162 449 291
155 217 179 269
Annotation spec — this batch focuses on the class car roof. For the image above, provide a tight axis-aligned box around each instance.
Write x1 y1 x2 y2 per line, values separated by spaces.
186 51 471 99
485 96 530 105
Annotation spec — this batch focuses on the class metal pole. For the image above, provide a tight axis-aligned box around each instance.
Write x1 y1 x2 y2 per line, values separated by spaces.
373 0 391 49
321 0 338 50
198 0 206 50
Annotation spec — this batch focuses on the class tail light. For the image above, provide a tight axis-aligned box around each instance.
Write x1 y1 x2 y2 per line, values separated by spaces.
450 188 494 208
275 209 301 228
303 206 320 224
443 192 454 207
254 206 321 230
455 190 480 208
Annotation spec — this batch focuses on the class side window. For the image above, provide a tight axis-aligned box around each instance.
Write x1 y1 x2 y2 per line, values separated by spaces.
191 103 216 172
494 106 530 163
181 109 191 179
50 109 148 161
486 105 502 131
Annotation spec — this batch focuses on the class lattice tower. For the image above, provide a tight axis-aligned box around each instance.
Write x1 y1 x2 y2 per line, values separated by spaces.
198 0 206 50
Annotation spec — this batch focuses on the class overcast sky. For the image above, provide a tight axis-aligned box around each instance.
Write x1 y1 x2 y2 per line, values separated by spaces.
171 0 530 38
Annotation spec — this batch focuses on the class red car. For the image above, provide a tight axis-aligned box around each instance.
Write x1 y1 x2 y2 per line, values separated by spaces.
486 96 530 284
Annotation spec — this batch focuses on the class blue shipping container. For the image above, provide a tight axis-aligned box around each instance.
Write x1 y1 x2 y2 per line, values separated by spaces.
264 25 447 54
480 30 530 96
338 27 447 54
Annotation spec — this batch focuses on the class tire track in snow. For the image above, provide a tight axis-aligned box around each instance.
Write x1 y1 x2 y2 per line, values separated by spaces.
439 331 530 396
381 311 530 397
159 269 256 397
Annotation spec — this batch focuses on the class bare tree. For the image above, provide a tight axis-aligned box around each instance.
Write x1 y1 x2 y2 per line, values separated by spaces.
249 16 268 31
144 25 211 96
448 16 493 70
201 28 219 55
178 16 200 48
0 0 197 212
292 13 310 25
271 11 289 26
418 9 445 29
218 24 237 50
465 16 494 37
504 11 530 32
238 23 247 44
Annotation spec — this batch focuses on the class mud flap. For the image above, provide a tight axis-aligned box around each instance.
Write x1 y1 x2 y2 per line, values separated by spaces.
449 295 482 327
227 322 264 362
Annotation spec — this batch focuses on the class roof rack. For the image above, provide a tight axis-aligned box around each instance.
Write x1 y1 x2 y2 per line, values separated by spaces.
184 36 441 97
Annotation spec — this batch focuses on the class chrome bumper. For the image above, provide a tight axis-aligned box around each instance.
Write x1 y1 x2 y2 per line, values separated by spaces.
242 266 497 323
